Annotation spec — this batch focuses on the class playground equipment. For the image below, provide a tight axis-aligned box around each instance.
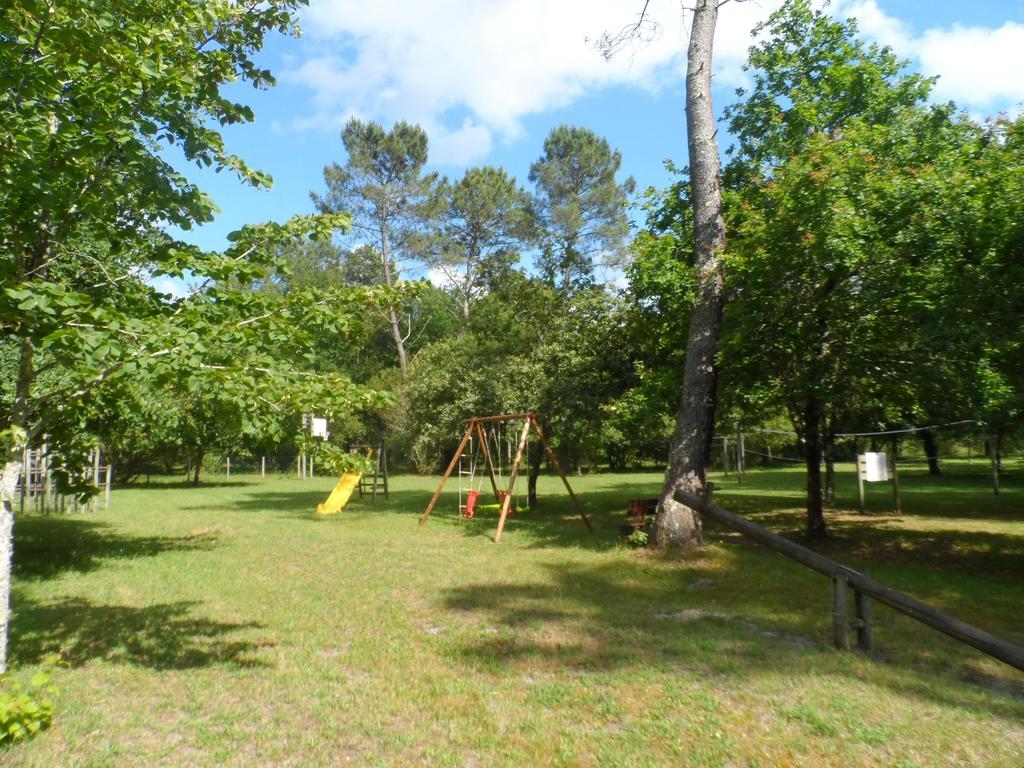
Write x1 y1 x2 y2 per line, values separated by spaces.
355 442 389 503
419 412 593 542
316 471 363 515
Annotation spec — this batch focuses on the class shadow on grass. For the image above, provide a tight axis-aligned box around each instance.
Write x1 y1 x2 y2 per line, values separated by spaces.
13 517 219 582
225 488 433 521
10 597 271 669
119 479 258 491
440 557 1024 719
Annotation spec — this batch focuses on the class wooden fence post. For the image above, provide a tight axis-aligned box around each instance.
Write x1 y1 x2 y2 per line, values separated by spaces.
854 590 873 650
890 438 901 514
831 574 850 651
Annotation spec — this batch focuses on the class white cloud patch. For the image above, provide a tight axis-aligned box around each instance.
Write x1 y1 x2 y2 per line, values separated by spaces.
150 277 189 299
917 22 1024 107
287 0 782 160
840 1 1024 111
286 0 1024 166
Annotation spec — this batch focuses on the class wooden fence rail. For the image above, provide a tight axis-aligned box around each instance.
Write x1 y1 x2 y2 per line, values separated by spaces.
672 490 1024 672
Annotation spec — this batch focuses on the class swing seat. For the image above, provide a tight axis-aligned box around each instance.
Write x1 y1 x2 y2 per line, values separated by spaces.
497 490 516 517
463 489 480 519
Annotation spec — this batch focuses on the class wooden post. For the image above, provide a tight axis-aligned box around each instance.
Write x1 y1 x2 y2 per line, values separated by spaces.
854 589 873 650
104 463 112 508
736 426 745 477
831 574 850 651
529 416 593 533
92 448 101 513
44 448 51 513
988 436 1000 496
420 425 475 526
226 455 231 479
20 446 29 514
494 417 531 543
856 454 866 515
890 438 901 514
261 455 266 479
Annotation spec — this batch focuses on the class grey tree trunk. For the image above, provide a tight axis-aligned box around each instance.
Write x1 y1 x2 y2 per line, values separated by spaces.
652 0 726 549
1 337 35 672
379 227 409 381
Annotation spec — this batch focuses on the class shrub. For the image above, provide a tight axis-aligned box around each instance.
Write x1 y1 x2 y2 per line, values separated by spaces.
0 669 57 745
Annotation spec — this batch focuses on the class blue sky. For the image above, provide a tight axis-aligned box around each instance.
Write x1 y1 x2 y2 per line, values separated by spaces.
167 0 1024 289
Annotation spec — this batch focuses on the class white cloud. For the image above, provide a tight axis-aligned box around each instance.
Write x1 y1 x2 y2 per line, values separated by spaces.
151 277 189 299
422 117 493 166
285 0 1024 167
427 266 458 290
287 0 782 160
917 22 1024 107
839 1 1024 111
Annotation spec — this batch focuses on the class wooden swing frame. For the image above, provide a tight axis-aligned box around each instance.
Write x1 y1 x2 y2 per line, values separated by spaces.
419 412 593 542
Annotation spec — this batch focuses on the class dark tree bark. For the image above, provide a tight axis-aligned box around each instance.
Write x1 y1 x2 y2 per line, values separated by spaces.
652 0 725 549
192 452 203 487
920 429 941 476
823 430 836 506
527 440 541 510
800 397 828 539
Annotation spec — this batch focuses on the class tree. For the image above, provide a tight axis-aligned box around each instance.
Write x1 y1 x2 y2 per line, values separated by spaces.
313 119 439 380
529 125 635 296
720 0 937 536
651 0 726 548
0 0 384 672
429 166 532 331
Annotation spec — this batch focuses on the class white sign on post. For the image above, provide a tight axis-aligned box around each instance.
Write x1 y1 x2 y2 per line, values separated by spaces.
311 417 330 439
860 452 888 482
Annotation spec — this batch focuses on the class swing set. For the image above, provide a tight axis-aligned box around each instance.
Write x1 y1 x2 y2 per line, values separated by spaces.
419 412 593 542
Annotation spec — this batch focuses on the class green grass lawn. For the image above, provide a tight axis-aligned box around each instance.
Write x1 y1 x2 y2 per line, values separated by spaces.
3 461 1023 766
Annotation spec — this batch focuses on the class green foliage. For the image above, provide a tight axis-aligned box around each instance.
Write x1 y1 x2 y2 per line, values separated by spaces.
315 443 375 476
428 166 533 325
530 125 636 295
724 0 932 176
0 0 386 491
0 668 57 745
623 527 648 548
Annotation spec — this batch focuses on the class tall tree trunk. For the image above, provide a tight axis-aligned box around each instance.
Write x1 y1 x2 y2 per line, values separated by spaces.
823 431 836 506
527 440 541 510
919 429 941 476
652 0 725 549
801 396 828 539
1 337 35 672
193 451 203 486
0 453 21 674
379 227 409 381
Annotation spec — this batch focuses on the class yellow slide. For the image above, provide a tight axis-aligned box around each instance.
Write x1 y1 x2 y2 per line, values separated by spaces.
316 472 362 515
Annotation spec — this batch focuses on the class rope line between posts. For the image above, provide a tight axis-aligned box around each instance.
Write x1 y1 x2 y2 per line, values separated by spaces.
744 419 979 439
740 448 806 463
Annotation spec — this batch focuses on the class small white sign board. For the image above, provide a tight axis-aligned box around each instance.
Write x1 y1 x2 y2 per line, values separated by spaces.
859 452 888 482
311 417 330 439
